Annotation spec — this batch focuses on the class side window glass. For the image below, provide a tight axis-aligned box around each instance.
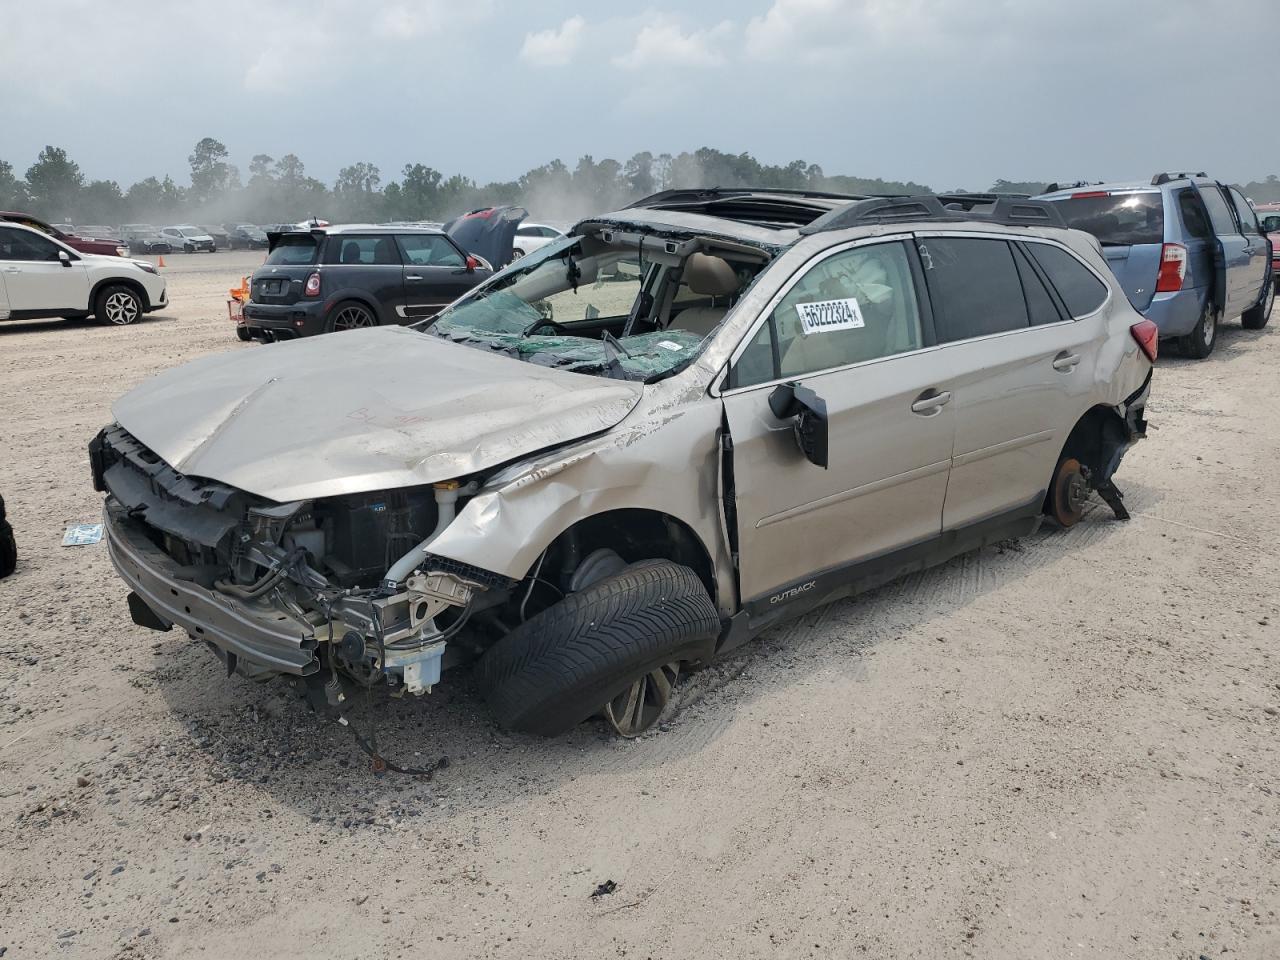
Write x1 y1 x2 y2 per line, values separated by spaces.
1177 189 1212 239
731 316 778 388
919 237 1028 342
1012 245 1064 325
0 228 58 261
1199 186 1240 236
1026 243 1108 318
330 235 401 265
735 241 923 387
1229 189 1259 235
396 234 463 267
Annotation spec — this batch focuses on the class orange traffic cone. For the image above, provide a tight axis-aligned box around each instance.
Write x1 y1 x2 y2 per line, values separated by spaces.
157 255 166 268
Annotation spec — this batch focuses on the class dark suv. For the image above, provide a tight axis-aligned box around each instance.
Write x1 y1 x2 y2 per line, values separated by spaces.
242 225 492 340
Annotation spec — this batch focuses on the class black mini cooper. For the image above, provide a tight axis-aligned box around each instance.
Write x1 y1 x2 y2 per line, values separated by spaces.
241 225 494 340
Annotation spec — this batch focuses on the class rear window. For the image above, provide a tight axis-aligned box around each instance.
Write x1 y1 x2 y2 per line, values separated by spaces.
1050 192 1164 246
1026 243 1109 318
324 235 399 265
264 235 318 266
919 237 1029 342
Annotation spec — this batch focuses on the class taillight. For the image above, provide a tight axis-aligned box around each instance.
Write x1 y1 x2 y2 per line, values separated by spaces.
1130 319 1158 363
1154 243 1187 293
303 272 321 297
1071 190 1109 199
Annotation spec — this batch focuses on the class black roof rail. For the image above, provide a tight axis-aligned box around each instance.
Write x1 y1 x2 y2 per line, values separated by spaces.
1043 181 1104 193
1151 171 1208 185
625 186 867 209
799 194 1067 235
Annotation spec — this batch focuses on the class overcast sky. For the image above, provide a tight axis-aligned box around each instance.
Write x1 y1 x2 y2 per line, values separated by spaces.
3 0 1277 191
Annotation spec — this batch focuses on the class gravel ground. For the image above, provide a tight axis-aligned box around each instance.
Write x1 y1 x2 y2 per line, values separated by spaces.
1 251 1277 959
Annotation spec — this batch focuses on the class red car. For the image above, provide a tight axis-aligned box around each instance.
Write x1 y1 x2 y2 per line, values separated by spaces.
1256 202 1280 280
0 212 126 257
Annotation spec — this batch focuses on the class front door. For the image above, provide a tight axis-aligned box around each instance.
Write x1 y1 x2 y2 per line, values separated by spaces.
1193 182 1250 317
721 238 955 607
0 226 89 313
395 234 482 320
1227 187 1271 307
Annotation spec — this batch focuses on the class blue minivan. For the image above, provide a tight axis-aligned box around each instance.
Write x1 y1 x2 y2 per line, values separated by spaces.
1036 173 1273 358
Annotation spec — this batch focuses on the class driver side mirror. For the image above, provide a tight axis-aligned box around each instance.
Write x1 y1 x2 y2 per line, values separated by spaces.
464 254 479 272
58 250 73 268
768 382 829 469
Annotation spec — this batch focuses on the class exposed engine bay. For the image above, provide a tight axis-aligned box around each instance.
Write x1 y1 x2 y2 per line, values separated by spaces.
91 424 513 696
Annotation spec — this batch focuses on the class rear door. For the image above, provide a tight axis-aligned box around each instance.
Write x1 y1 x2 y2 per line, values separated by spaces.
1192 182 1248 317
395 234 484 320
0 226 90 313
721 237 956 605
914 233 1106 531
322 233 405 323
1227 187 1270 306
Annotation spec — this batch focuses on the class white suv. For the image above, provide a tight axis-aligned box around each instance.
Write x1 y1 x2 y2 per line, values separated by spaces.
0 222 168 326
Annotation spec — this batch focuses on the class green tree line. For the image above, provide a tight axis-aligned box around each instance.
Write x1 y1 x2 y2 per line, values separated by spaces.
4 139 1278 227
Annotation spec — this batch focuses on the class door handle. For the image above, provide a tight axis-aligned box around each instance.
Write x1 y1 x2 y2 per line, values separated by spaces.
2 267 19 273
910 390 952 414
1052 352 1081 372
404 274 423 281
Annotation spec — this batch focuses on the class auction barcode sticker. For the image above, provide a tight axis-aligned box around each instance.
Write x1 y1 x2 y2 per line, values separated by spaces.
796 297 865 335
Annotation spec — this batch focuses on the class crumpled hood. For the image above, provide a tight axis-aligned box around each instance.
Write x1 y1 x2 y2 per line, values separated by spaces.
112 326 643 502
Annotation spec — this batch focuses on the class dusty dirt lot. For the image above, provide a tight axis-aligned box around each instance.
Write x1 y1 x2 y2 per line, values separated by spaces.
1 251 1277 959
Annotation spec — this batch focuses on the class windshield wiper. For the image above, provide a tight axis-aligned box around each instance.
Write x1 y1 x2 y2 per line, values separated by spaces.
599 331 640 381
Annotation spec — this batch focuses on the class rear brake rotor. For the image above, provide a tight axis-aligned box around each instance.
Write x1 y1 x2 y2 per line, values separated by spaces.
1051 457 1088 527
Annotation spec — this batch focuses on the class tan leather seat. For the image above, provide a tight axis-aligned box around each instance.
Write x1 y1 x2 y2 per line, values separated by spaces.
672 253 740 336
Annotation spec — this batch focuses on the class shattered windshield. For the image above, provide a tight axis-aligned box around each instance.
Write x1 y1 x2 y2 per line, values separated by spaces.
419 232 762 384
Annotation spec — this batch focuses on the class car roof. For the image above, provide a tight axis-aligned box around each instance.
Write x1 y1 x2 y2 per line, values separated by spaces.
275 223 448 237
0 220 65 239
583 190 1075 248
1037 173 1222 199
0 211 51 224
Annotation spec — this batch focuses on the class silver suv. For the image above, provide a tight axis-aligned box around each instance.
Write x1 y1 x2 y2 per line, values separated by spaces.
92 190 1154 739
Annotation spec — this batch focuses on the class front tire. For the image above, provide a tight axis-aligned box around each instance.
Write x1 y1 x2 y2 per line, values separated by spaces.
1242 274 1273 330
0 496 15 580
477 560 720 737
94 284 143 326
1179 301 1218 359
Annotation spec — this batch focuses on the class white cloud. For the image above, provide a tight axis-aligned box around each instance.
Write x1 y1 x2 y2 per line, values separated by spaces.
613 17 735 70
519 16 587 67
744 0 931 61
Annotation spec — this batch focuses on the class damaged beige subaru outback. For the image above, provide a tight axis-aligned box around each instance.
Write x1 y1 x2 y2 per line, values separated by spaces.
93 190 1154 738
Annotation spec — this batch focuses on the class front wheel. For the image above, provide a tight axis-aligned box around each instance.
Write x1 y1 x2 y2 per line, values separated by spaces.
94 284 143 326
1242 275 1273 330
477 560 720 737
1179 301 1217 359
209 244 217 253
0 495 15 580
323 300 378 333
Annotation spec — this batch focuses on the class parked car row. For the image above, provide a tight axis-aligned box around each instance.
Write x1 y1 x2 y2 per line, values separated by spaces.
1035 173 1273 358
95 188 1163 740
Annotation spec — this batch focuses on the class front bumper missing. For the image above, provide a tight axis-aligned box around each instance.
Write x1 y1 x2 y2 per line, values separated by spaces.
105 501 321 676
